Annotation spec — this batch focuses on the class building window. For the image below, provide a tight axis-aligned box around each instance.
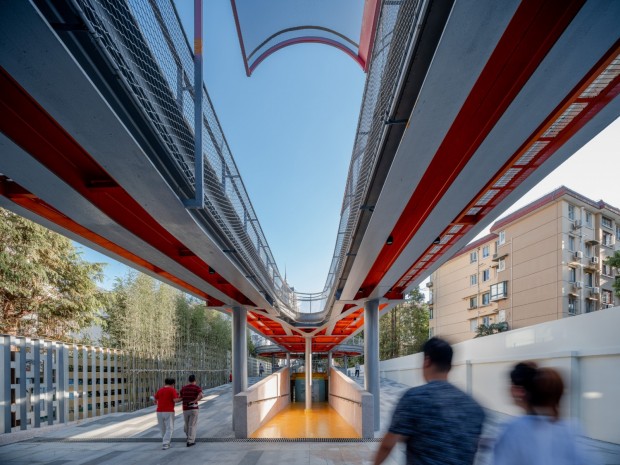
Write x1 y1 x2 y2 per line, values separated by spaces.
602 216 612 229
469 296 477 309
568 295 578 315
470 320 478 332
568 204 575 221
498 257 506 272
429 327 434 337
616 226 620 241
602 263 612 276
498 231 506 245
585 243 592 257
482 316 491 326
603 232 613 247
490 281 508 301
482 269 490 281
482 292 491 305
470 251 477 263
585 271 594 288
428 307 434 319
585 211 593 227
482 245 490 258
602 289 613 305
470 274 477 286
498 310 506 322
585 299 596 313
569 267 576 283
568 235 575 251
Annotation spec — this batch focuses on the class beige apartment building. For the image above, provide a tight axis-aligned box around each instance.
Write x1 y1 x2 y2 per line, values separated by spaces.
428 186 620 343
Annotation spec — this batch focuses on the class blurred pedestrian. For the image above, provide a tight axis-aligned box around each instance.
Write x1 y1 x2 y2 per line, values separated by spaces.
154 378 181 450
374 337 485 465
493 363 594 465
180 374 203 447
259 362 264 377
355 362 360 378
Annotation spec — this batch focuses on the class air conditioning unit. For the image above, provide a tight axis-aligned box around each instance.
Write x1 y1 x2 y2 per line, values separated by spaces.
573 251 583 260
590 287 600 295
572 220 582 230
572 281 583 290
426 282 433 288
590 257 599 265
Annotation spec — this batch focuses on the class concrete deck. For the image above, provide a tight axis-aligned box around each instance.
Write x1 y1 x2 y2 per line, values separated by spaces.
0 376 617 465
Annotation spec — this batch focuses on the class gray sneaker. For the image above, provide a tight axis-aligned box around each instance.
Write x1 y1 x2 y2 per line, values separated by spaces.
162 444 170 450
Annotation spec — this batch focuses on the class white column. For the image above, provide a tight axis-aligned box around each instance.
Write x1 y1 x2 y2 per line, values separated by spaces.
286 352 291 368
364 299 380 431
0 335 11 433
18 337 27 430
305 337 312 411
34 340 41 427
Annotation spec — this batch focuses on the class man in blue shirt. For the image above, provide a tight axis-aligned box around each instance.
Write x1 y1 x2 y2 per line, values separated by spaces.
374 337 485 465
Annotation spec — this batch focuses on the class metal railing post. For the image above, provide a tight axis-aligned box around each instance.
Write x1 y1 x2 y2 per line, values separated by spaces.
184 0 204 209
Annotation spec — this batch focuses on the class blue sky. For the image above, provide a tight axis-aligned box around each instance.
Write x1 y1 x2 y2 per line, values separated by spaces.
77 2 619 293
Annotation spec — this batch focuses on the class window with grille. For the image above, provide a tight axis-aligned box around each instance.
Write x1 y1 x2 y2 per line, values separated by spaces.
490 281 508 301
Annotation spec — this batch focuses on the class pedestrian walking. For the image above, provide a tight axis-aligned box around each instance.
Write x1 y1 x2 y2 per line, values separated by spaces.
493 363 595 465
154 378 181 450
355 362 360 378
374 337 485 465
259 362 264 377
180 374 203 447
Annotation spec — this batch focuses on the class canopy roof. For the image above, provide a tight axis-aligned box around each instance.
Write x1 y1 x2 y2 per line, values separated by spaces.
231 0 380 75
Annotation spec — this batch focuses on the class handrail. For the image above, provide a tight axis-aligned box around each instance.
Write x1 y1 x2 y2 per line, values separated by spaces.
328 392 362 406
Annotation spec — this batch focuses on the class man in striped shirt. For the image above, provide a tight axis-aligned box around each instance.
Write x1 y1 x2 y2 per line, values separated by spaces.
180 374 203 447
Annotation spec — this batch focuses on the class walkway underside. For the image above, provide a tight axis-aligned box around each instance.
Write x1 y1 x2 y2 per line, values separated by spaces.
0 0 618 354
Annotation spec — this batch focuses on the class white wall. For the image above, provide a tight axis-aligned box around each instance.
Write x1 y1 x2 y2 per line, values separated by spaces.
233 367 290 438
379 307 620 444
328 368 373 438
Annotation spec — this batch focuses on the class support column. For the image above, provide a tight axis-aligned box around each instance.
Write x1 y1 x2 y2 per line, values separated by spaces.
344 355 348 375
271 354 276 373
232 307 248 395
286 352 290 368
364 299 380 431
305 337 312 411
327 351 332 377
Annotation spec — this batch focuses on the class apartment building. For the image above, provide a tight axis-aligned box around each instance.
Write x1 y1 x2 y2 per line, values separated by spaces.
428 186 620 343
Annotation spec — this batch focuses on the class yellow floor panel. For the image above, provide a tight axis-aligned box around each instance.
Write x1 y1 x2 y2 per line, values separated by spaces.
250 402 360 439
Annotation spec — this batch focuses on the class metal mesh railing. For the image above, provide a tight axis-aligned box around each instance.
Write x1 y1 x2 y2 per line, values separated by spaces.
318 0 426 312
69 0 296 315
67 0 423 319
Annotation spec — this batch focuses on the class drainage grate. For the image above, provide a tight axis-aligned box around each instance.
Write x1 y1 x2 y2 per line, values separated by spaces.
31 437 381 443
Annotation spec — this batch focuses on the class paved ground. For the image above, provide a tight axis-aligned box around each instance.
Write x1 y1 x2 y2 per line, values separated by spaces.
0 376 618 464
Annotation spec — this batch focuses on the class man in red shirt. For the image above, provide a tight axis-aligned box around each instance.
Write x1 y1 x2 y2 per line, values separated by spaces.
180 374 203 447
154 378 181 450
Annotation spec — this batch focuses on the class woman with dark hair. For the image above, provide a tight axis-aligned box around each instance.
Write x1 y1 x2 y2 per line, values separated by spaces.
493 364 595 465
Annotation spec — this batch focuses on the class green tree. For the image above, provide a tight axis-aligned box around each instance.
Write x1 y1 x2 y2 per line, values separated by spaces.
604 251 620 297
379 287 429 360
0 208 106 339
474 322 508 338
